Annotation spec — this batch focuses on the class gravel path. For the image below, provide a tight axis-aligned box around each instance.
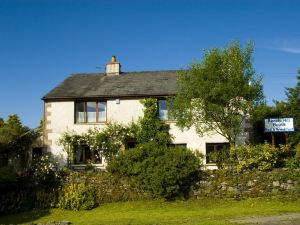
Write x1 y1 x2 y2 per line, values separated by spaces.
229 213 300 225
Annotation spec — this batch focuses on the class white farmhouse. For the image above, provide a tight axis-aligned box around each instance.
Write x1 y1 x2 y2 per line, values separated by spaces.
42 56 231 169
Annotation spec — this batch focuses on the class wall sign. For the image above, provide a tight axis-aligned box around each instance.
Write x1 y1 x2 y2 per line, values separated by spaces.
264 118 295 133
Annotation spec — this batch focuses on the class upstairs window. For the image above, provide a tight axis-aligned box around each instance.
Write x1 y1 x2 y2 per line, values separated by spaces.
158 99 175 121
75 101 107 123
158 99 168 120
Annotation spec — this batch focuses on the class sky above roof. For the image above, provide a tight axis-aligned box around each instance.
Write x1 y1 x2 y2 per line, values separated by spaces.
0 0 299 128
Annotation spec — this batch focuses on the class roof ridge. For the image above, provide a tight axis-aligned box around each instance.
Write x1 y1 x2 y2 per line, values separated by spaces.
70 69 178 76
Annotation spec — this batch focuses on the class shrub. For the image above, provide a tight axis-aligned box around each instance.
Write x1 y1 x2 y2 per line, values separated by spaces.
231 143 289 172
35 189 58 209
0 167 18 190
285 143 300 169
58 183 96 210
28 154 61 188
108 143 202 199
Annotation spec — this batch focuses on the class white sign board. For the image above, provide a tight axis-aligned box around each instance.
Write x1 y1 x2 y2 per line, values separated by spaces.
264 118 294 132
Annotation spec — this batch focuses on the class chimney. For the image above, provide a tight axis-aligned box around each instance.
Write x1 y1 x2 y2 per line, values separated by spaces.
106 56 121 75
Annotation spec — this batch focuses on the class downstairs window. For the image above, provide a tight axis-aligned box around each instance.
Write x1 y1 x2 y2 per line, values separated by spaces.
206 143 230 164
73 145 102 164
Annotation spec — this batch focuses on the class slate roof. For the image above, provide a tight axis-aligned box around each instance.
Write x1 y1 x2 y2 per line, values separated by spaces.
42 70 178 100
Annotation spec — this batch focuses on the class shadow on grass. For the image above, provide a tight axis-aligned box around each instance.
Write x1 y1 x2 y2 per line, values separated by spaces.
0 209 50 225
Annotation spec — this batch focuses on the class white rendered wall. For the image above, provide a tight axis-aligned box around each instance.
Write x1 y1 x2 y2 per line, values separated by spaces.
45 99 228 167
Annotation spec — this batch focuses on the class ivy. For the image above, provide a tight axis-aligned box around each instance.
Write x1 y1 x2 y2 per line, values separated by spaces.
136 98 173 146
58 123 131 167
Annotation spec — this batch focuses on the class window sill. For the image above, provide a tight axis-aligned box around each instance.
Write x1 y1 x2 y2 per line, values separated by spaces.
205 163 217 165
75 122 107 125
164 120 177 124
71 164 105 169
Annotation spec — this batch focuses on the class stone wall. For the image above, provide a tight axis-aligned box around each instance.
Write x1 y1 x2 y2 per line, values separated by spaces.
193 169 300 199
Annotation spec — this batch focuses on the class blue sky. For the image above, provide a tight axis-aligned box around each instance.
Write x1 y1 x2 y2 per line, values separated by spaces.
0 0 299 128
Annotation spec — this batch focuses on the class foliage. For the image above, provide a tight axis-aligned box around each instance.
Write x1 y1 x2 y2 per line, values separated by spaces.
28 154 60 187
231 143 289 172
251 104 286 144
206 146 230 169
251 69 300 146
285 143 300 169
0 154 62 215
283 70 300 144
273 70 300 145
172 41 264 146
0 114 39 170
0 166 34 215
86 123 129 161
0 190 34 216
0 166 18 186
35 189 58 209
58 122 129 166
108 143 202 199
58 183 96 210
136 98 173 146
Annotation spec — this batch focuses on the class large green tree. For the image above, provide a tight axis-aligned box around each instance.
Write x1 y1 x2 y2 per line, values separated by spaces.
172 41 264 146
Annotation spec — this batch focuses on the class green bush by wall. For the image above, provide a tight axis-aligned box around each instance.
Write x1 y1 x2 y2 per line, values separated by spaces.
107 143 202 199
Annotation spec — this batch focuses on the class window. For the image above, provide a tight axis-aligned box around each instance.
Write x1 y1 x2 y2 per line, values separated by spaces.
158 99 175 121
125 138 138 150
206 143 230 164
32 147 43 158
75 101 107 123
73 145 102 164
168 143 187 148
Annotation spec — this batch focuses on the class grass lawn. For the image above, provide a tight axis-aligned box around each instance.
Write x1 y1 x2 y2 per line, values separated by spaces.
1 198 300 225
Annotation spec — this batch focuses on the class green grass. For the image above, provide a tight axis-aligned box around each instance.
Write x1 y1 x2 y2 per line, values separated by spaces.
1 198 300 225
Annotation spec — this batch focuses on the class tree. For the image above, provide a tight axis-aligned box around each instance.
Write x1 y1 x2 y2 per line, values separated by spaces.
277 69 300 145
0 114 38 169
172 41 264 146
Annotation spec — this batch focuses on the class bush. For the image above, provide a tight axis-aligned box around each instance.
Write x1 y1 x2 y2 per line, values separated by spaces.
58 183 96 210
35 189 58 209
0 167 33 215
0 167 18 191
28 154 61 188
108 143 202 199
285 143 300 169
231 143 289 172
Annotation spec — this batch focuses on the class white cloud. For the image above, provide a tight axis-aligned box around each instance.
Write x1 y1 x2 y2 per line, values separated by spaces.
266 38 300 54
276 47 300 54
